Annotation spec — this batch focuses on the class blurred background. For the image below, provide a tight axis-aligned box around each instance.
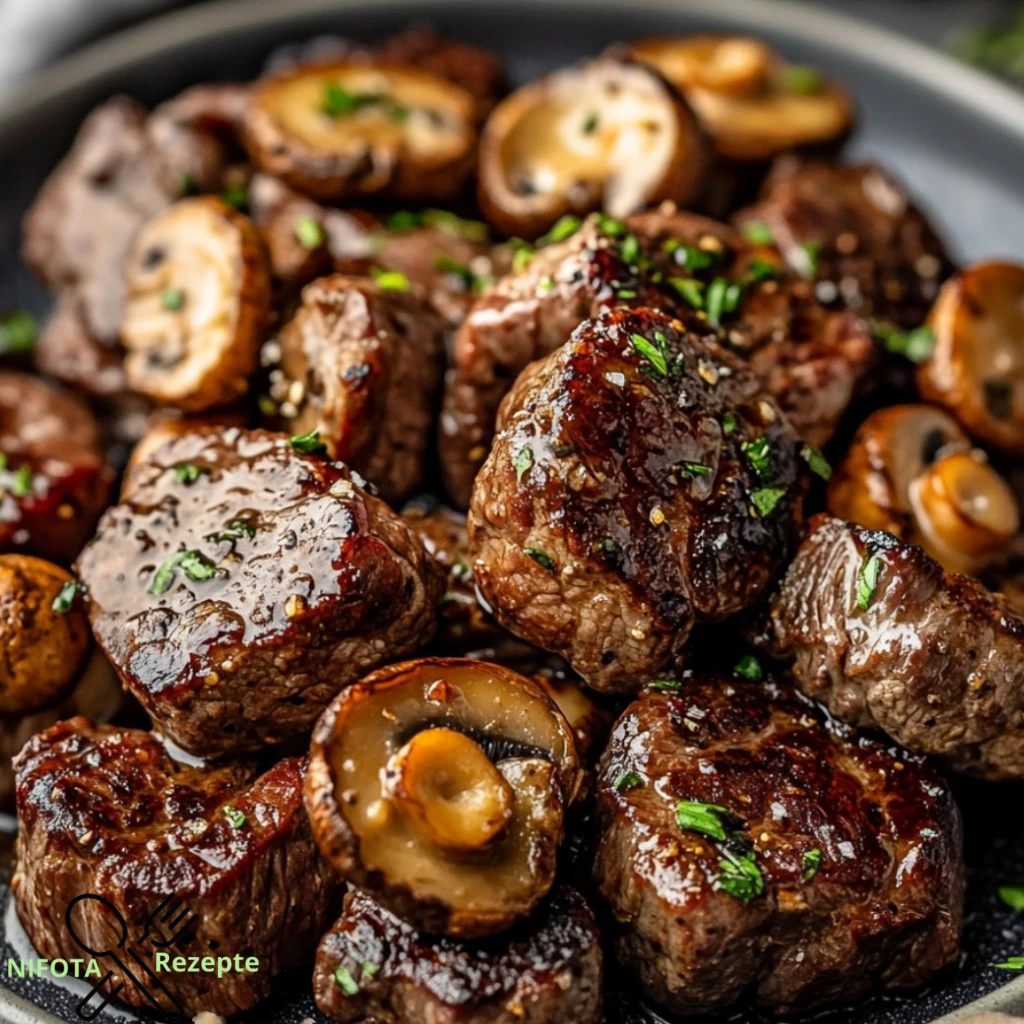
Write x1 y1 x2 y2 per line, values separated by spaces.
0 0 1022 94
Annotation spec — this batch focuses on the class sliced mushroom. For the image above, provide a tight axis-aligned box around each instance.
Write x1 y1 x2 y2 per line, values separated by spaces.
0 555 91 715
243 61 477 202
305 656 582 938
477 56 708 239
827 404 1019 575
630 35 854 163
121 197 271 411
917 261 1024 457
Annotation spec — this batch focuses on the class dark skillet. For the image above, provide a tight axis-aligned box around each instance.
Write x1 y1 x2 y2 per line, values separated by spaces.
2 1 1024 1021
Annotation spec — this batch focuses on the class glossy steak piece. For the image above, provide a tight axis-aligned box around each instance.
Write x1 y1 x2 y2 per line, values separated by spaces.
76 427 444 756
0 372 114 564
594 675 964 1016
469 307 806 692
734 158 954 330
313 887 601 1024
12 718 340 1020
764 514 1024 780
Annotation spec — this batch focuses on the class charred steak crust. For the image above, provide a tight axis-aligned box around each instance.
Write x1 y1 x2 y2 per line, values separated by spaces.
76 427 444 756
468 307 806 693
276 274 446 505
594 676 964 1016
441 207 872 507
313 887 602 1024
734 158 954 330
12 718 340 1019
765 513 1024 779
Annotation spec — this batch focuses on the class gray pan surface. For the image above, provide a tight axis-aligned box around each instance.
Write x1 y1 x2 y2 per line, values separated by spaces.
2 1 1024 1021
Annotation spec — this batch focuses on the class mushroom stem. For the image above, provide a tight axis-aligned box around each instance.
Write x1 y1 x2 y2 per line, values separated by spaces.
384 727 515 852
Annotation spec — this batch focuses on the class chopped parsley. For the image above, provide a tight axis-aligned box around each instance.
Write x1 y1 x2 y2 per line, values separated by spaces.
706 277 743 326
743 222 774 246
649 679 683 692
294 216 325 249
741 437 772 478
514 446 534 483
745 257 783 283
999 886 1024 911
782 65 823 95
679 461 712 479
614 771 642 793
718 848 765 904
798 240 822 278
511 243 535 272
800 444 832 481
676 801 732 841
52 580 80 614
620 233 640 266
874 321 936 364
667 242 722 272
993 957 1024 971
334 965 360 995
223 805 246 829
733 655 762 682
161 288 185 312
11 466 32 498
629 332 668 379
856 551 884 611
174 463 208 485
150 550 217 596
370 267 411 292
321 82 408 122
751 487 786 517
524 547 555 571
538 276 556 294
669 277 705 308
221 183 248 210
722 413 739 435
802 848 822 881
207 519 257 546
595 213 626 237
435 254 489 294
581 111 600 135
360 962 378 980
0 310 38 356
539 215 583 246
386 209 489 241
289 429 327 455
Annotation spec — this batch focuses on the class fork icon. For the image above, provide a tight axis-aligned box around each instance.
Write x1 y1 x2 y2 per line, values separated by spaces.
136 895 198 949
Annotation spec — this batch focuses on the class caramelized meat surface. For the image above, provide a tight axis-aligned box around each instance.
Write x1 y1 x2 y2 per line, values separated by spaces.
76 427 444 756
594 675 963 1015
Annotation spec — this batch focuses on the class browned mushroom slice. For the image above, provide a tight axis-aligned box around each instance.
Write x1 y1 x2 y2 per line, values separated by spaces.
631 35 854 163
477 57 708 239
121 197 271 411
305 657 582 938
827 405 1019 576
244 62 477 202
0 555 90 715
918 262 1024 457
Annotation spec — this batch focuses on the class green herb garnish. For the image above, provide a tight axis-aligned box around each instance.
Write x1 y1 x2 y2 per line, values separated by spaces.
620 233 640 266
669 277 705 308
679 461 712 478
174 463 208 485
581 111 600 135
221 183 248 210
524 547 555 571
629 332 668 378
782 65 823 94
733 655 762 682
874 322 936 364
595 213 626 237
800 444 832 481
741 437 772 478
802 848 822 882
294 216 325 249
289 429 327 455
370 267 411 292
798 240 822 278
676 801 732 842
161 288 185 312
746 257 783 283
994 957 1024 971
539 215 583 246
11 466 32 498
223 805 246 829
435 255 489 294
722 413 739 435
856 551 884 611
514 447 534 483
743 222 774 246
751 487 786 517
180 171 199 197
360 962 378 980
52 581 80 614
999 886 1024 911
614 771 642 793
321 82 408 122
386 209 489 241
0 311 38 356
334 965 360 994
718 849 765 904
512 243 534 272
706 277 743 326
150 550 217 596
649 679 683 692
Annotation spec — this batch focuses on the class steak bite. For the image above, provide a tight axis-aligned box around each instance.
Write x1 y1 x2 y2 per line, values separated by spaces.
23 97 171 346
441 207 872 507
734 158 954 331
594 675 963 1016
305 657 582 938
0 372 114 564
12 718 339 1020
764 514 1024 780
76 427 444 757
273 274 445 504
468 307 806 693
313 886 602 1024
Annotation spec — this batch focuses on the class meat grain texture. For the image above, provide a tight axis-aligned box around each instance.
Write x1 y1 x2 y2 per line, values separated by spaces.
469 307 806 692
594 675 964 1015
76 427 444 756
